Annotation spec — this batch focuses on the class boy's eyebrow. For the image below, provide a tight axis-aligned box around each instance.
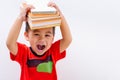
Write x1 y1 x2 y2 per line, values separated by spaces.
32 30 39 33
46 31 53 34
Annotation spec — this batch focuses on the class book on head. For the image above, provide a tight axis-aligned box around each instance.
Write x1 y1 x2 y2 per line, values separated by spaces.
25 0 61 30
27 16 61 29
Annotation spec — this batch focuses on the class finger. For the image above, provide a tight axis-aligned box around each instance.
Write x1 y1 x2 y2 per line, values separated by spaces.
48 1 55 7
20 2 27 8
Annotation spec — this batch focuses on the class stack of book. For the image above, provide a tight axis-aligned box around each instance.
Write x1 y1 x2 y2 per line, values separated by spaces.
26 0 61 29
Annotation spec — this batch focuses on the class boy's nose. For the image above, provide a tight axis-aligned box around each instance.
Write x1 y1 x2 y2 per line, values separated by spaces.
39 35 44 40
38 36 45 44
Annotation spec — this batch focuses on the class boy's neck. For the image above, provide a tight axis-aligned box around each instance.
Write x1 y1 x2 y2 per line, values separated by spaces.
29 47 46 57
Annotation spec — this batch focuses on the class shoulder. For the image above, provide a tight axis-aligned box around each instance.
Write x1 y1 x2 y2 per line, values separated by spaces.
51 40 60 48
10 42 29 62
49 40 60 51
17 42 29 51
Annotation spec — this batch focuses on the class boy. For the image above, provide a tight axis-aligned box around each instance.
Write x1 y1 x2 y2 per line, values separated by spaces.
6 2 72 80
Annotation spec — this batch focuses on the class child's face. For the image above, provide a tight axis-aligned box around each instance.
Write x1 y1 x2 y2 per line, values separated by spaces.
24 28 54 55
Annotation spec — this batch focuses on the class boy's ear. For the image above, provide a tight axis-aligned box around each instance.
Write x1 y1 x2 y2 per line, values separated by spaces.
24 32 29 41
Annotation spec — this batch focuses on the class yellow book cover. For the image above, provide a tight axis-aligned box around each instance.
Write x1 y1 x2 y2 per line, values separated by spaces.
28 16 61 22
28 18 61 26
28 12 59 18
28 19 61 29
29 18 61 24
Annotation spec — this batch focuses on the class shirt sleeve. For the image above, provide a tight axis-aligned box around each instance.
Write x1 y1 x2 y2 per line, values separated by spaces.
50 40 66 62
10 43 28 66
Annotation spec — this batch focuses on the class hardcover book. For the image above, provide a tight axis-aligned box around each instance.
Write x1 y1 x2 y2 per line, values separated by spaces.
28 17 61 29
25 0 61 29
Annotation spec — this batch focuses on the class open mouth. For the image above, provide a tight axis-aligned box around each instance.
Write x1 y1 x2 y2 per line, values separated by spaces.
37 44 46 50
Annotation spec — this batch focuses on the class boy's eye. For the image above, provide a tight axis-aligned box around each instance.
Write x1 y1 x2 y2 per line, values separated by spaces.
45 34 51 37
34 34 39 36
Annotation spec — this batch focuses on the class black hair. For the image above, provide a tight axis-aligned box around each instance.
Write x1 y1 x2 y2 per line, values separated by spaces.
25 22 30 32
25 22 55 36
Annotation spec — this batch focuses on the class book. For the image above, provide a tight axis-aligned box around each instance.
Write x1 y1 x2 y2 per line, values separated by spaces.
28 16 61 25
29 23 61 29
28 19 61 29
25 0 61 29
28 14 61 21
28 12 59 18
25 0 57 14
27 14 61 29
28 18 61 24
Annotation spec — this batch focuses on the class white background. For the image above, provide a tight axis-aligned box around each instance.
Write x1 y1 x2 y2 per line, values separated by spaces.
0 0 120 80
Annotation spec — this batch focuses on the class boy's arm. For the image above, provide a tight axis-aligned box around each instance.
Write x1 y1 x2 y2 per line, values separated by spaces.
48 2 72 53
59 15 72 53
6 3 34 55
6 17 23 55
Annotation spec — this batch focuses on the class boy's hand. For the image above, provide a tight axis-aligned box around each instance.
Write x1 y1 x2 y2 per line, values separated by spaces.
48 2 63 16
19 2 34 21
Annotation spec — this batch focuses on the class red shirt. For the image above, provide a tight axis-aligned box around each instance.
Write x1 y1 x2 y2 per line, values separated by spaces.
10 40 66 80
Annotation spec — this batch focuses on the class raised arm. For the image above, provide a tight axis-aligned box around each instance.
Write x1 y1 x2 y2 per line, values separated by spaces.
6 3 34 55
48 2 72 53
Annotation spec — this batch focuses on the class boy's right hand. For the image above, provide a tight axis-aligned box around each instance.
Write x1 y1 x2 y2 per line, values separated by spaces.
19 2 34 21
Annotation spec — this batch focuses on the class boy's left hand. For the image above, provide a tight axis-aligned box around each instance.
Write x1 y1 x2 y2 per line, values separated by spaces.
19 2 34 21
